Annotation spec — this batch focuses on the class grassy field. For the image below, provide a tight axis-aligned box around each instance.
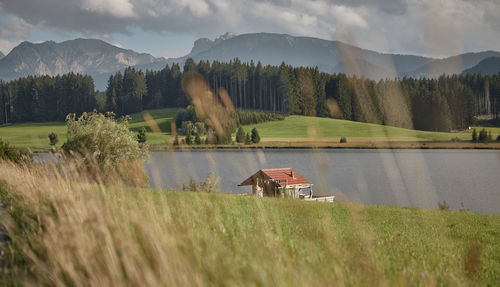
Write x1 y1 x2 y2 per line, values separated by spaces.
0 108 177 150
0 160 499 286
240 115 500 143
1 109 499 150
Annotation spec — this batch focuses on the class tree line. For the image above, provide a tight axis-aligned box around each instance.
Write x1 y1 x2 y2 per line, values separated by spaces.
1 58 500 132
1 73 95 123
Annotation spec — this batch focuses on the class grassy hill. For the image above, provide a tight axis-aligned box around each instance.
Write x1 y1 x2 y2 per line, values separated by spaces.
0 160 499 285
1 109 499 150
240 115 495 142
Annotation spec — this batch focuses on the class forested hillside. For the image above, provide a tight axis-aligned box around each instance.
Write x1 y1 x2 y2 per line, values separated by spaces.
1 58 499 132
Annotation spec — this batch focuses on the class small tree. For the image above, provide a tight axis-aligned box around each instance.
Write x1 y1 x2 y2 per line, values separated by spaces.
236 126 245 143
194 132 201 145
137 127 147 143
245 133 252 145
340 137 347 143
251 127 260 144
497 135 500 142
48 132 58 146
478 128 488 142
185 134 193 145
472 128 477 142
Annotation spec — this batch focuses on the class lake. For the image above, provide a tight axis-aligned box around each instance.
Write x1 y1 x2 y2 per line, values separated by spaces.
145 149 500 214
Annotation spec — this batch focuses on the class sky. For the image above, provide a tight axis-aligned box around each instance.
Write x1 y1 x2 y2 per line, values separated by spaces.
0 0 499 59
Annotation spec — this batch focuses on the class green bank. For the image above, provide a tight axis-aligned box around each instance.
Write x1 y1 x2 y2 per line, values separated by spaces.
0 178 499 286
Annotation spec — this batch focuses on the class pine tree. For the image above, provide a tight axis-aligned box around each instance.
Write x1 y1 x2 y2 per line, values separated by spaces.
245 133 252 144
236 126 245 143
251 127 260 143
185 134 193 145
472 128 477 142
478 128 488 142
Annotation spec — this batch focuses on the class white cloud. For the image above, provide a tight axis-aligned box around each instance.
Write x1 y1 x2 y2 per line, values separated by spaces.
0 17 35 38
330 5 368 29
82 0 137 18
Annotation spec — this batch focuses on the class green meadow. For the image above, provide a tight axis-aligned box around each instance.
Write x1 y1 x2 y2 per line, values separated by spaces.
1 109 499 150
240 115 499 143
0 108 177 150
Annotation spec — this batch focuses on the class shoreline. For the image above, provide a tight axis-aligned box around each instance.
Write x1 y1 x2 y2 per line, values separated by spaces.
27 141 500 153
147 141 500 151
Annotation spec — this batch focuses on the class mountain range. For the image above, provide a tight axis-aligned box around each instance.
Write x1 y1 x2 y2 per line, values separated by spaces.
1 32 499 90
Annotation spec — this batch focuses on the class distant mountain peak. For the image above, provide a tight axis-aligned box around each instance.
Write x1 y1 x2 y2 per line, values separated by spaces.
0 38 163 90
190 32 237 56
216 32 236 41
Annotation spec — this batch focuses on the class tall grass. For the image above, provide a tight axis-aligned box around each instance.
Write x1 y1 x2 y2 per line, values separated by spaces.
0 159 499 286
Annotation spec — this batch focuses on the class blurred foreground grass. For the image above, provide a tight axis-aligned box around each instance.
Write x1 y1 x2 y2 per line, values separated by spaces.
0 160 499 286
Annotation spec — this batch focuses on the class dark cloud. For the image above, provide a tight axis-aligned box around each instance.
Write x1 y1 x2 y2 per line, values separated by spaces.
0 0 499 57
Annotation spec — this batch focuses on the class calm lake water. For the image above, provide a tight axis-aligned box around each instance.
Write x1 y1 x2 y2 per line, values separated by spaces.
145 149 500 214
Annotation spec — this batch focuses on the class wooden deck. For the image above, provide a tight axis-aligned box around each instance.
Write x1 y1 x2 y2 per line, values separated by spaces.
302 195 336 202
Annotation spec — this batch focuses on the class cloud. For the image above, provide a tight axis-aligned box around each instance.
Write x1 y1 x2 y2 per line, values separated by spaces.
0 0 499 57
81 0 137 18
0 16 35 38
0 39 22 55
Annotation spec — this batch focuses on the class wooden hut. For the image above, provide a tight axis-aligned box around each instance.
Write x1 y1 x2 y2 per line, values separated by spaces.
239 168 314 199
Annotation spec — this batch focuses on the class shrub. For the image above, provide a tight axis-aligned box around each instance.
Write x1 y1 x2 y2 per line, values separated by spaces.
233 109 285 125
236 127 245 143
137 127 147 143
48 132 58 146
194 133 202 145
183 173 220 193
478 128 488 142
497 135 500 142
472 128 477 142
340 137 347 143
450 137 461 142
438 200 450 211
62 111 148 175
0 138 29 164
251 128 260 144
194 122 206 136
182 121 194 136
245 133 252 145
185 134 193 145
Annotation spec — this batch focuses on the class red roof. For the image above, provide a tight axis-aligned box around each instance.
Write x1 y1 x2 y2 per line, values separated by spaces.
260 168 310 186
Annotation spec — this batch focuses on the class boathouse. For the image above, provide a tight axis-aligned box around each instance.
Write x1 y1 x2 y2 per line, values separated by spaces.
239 168 313 199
